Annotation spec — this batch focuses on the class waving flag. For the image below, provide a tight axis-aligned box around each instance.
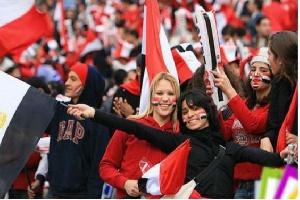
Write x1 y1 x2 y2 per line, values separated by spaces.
0 0 52 58
139 139 190 196
0 71 56 197
139 0 179 114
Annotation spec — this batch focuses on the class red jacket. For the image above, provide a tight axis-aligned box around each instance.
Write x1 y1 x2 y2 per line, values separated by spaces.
99 115 177 198
10 151 43 194
219 95 269 180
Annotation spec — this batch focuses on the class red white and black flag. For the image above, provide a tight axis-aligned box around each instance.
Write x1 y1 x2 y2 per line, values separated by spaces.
139 0 179 114
139 139 191 198
0 71 56 197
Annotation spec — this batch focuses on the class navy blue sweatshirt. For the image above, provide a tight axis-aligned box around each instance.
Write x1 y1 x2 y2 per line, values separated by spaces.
47 66 110 198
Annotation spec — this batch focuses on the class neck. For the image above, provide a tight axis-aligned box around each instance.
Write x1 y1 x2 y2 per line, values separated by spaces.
152 112 171 127
256 87 271 101
72 97 79 104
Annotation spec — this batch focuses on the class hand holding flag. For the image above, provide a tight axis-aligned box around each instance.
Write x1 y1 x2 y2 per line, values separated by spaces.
138 139 191 198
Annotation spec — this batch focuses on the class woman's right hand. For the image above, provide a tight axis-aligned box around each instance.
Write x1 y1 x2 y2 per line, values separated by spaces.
67 104 95 120
124 179 142 197
27 179 40 199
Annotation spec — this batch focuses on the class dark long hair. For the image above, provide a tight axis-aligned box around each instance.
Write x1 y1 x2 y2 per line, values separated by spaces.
177 89 220 133
269 31 298 89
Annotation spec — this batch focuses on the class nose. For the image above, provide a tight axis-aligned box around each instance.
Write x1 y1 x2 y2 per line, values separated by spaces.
65 79 71 86
253 70 260 77
161 94 170 102
187 109 194 117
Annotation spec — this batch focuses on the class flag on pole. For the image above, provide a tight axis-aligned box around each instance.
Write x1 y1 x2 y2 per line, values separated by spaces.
0 71 56 197
0 0 52 58
139 0 179 114
276 83 298 152
53 0 68 52
140 139 190 196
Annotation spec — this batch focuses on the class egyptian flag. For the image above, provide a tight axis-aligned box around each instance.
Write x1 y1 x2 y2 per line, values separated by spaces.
139 139 190 197
139 0 179 114
171 43 201 84
0 0 52 58
80 36 103 58
0 71 56 197
276 83 298 153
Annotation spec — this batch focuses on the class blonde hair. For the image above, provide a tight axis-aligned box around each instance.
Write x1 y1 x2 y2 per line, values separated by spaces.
131 72 180 131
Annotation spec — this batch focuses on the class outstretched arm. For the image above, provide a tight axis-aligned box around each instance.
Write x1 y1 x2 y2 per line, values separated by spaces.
232 142 297 167
67 104 184 153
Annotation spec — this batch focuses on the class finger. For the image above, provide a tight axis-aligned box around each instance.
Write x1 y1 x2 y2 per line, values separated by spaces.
218 66 226 75
210 70 220 77
68 104 77 108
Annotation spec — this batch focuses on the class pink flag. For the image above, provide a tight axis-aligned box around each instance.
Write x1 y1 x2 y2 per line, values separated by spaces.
139 0 179 114
0 0 52 58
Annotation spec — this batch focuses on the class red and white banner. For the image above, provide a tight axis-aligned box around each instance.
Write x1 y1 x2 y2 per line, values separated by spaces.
139 0 179 114
142 139 190 196
0 0 52 58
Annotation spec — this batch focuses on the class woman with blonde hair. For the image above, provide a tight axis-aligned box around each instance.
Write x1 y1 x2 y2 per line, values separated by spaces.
99 72 180 198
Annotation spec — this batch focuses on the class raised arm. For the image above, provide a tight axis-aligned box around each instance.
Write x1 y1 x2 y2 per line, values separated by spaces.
67 104 184 153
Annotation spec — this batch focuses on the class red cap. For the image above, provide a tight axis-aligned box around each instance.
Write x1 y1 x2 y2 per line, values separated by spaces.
70 62 88 86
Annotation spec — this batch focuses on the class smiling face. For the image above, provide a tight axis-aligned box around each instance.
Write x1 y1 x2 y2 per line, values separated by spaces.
64 71 83 103
249 61 272 91
152 79 177 120
181 100 209 131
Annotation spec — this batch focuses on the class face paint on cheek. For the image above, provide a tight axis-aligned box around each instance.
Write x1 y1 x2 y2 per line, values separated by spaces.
261 72 271 84
172 98 177 107
152 97 161 106
249 71 254 80
75 85 84 94
198 110 207 119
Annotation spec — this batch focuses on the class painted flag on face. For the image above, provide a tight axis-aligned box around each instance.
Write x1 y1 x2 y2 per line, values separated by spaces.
0 71 56 197
139 0 179 114
0 0 52 58
140 139 190 196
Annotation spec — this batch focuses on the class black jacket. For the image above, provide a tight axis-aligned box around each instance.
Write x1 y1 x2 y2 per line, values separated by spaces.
263 76 297 150
92 110 286 198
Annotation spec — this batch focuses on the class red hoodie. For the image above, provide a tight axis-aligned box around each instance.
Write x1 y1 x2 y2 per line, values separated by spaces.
99 115 178 198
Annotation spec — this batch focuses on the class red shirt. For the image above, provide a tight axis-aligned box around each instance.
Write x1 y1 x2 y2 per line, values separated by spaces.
99 115 178 198
219 95 269 179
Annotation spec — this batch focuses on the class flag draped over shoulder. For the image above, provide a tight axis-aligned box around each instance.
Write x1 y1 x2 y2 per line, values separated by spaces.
276 83 298 152
140 139 190 196
0 71 56 197
139 0 179 114
0 0 52 58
